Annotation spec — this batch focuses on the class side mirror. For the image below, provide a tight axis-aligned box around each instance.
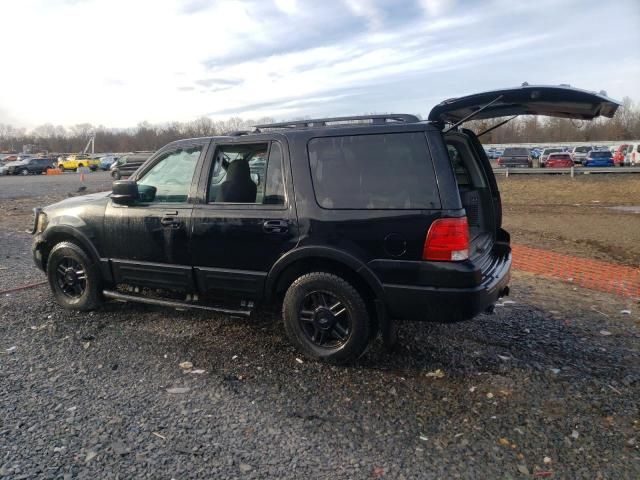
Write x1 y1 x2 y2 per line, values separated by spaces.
112 180 139 205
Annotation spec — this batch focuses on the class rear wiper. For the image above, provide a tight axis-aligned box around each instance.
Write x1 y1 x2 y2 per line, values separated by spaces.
443 95 504 133
477 115 519 137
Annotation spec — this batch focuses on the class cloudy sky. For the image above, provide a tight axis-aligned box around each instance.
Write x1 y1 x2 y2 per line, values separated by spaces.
1 0 639 128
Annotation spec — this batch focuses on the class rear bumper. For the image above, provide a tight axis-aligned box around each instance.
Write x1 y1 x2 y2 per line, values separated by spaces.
372 240 511 323
499 163 529 168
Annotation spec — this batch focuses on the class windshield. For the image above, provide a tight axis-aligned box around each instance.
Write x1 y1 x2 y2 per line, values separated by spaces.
589 151 612 158
574 146 592 153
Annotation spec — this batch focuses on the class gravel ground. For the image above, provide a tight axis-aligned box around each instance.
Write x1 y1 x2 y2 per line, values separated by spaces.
1 174 639 479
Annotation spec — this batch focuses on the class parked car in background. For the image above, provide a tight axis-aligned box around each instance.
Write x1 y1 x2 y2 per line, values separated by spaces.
110 152 153 179
99 155 119 170
0 161 21 175
497 147 531 168
612 144 629 166
1 154 19 162
624 143 640 166
484 148 503 160
540 147 563 166
4 157 56 175
530 148 542 160
545 152 574 168
570 146 592 165
583 150 614 167
58 154 100 171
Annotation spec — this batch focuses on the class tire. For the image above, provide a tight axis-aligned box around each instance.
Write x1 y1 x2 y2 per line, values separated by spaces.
46 241 103 311
282 272 371 364
111 169 121 180
20 169 29 176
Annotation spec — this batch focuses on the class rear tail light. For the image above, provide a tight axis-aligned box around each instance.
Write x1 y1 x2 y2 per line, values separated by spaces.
497 157 502 165
423 217 470 261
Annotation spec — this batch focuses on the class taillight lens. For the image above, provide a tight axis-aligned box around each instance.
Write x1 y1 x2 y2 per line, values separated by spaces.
497 157 502 165
423 217 470 261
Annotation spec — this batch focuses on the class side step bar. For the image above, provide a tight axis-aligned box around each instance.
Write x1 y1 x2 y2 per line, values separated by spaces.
102 290 252 317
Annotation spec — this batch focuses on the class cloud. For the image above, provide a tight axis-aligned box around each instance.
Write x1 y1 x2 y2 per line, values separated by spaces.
180 0 213 14
194 78 243 88
0 0 638 128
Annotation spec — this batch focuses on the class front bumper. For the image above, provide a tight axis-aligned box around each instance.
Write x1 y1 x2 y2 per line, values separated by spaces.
372 241 511 323
32 233 46 272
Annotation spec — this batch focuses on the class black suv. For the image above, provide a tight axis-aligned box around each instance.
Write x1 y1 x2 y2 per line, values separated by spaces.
7 157 56 175
110 152 154 180
31 85 619 363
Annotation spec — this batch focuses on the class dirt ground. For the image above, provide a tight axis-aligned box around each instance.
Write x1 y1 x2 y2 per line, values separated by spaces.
498 175 640 267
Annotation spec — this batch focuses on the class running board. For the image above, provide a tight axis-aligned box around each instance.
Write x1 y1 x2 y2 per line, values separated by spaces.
102 290 252 317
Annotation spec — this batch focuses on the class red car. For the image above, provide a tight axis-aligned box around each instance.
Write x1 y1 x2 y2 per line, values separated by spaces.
545 152 574 168
612 145 628 166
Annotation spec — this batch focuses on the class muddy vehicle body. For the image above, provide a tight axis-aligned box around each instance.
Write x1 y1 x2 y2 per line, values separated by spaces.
32 85 619 363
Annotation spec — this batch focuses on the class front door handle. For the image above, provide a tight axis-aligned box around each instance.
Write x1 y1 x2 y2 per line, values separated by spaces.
263 219 288 234
160 216 181 228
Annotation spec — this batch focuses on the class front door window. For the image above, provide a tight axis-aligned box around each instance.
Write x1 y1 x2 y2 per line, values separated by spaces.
137 146 202 203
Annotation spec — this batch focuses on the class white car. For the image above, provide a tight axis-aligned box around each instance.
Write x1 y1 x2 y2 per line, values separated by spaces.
625 143 640 165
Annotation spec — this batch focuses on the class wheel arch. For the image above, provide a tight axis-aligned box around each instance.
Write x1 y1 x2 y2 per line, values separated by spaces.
265 246 384 305
38 226 102 273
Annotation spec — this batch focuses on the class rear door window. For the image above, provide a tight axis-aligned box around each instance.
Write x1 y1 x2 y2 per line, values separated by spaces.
308 132 440 209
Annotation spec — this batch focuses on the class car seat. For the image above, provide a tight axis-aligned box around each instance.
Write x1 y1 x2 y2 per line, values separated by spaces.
216 158 257 203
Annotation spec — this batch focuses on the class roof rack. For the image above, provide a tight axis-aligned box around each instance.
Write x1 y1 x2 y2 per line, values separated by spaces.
254 114 420 130
227 130 253 136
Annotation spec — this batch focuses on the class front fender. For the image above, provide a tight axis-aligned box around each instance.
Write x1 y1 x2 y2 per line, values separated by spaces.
37 225 101 263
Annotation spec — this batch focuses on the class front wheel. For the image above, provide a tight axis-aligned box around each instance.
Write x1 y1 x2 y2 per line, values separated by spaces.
111 170 121 180
20 169 29 176
282 272 371 364
46 242 103 311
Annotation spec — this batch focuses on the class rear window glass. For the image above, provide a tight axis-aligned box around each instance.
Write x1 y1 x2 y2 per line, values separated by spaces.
590 151 612 158
575 146 591 153
503 147 529 156
308 133 440 209
549 154 571 160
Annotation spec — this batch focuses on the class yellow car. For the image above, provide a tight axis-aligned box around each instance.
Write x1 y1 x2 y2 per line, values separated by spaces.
58 154 100 171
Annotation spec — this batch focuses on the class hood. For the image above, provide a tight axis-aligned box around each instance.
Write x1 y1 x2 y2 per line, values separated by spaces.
44 190 111 211
429 84 621 124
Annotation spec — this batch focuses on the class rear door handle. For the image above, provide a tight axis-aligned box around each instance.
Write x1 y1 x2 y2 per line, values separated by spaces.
263 220 288 234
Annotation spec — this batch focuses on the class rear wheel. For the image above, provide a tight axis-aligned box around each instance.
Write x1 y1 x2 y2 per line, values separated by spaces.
111 169 121 180
46 242 103 311
282 272 371 364
20 169 29 176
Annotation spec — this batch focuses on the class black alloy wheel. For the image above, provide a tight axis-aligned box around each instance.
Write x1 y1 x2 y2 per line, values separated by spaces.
46 241 103 311
299 290 352 349
54 257 87 299
282 272 371 363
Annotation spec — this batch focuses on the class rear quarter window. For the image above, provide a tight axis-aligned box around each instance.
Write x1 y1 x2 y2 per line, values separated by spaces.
308 132 440 209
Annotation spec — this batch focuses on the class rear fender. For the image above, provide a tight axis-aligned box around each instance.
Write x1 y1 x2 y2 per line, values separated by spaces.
264 246 384 301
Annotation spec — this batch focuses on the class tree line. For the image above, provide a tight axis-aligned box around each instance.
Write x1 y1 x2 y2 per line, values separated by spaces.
1 97 639 154
467 96 640 144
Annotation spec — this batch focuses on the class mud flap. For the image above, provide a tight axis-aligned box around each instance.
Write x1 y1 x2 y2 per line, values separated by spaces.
375 299 398 350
